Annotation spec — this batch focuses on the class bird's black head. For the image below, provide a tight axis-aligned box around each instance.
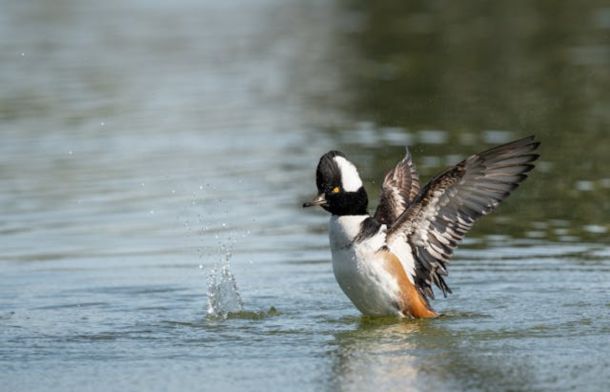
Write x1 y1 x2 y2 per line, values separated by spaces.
303 151 368 216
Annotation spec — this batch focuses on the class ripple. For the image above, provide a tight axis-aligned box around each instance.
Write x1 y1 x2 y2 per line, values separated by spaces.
583 224 608 234
221 307 281 320
417 129 448 144
33 302 109 310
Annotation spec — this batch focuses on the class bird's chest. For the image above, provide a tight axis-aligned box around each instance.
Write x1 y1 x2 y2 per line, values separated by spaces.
330 244 378 296
328 216 399 316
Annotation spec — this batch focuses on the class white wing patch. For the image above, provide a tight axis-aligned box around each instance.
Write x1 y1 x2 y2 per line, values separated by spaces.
334 156 363 192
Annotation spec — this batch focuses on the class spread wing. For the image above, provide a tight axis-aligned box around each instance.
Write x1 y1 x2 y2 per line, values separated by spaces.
386 136 540 300
374 147 420 226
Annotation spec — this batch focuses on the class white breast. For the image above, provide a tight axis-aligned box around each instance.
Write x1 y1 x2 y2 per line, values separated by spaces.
328 215 402 316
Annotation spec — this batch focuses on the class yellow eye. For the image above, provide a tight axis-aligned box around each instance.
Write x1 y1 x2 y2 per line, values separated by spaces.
331 186 341 194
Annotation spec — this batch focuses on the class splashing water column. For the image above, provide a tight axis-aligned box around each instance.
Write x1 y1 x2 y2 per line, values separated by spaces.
206 251 243 318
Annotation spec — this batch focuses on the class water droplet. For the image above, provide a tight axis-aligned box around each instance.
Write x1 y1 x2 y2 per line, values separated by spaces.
171 189 176 194
100 121 105 126
68 150 73 155
20 52 25 56
149 210 155 215
199 185 204 190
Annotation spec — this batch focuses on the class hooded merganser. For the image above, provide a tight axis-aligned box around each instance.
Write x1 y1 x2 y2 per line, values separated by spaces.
303 136 540 318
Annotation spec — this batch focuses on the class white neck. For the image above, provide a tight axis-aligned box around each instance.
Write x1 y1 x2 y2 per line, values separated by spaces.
328 215 369 250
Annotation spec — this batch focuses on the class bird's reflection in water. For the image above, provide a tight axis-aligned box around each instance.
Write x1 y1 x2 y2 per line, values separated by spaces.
329 317 436 391
328 315 535 392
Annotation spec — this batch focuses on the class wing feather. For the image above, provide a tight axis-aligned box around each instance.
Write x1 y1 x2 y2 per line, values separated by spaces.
374 147 420 226
387 136 540 300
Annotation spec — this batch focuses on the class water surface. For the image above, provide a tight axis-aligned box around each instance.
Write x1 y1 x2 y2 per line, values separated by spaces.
1 0 609 391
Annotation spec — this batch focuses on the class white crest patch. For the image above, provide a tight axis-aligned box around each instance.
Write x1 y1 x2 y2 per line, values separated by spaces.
334 156 363 192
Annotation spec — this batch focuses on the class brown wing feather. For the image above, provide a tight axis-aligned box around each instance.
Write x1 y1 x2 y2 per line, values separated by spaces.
374 147 420 226
387 136 541 301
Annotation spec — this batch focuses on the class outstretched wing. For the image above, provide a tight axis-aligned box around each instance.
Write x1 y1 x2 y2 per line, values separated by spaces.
386 136 540 300
374 147 420 226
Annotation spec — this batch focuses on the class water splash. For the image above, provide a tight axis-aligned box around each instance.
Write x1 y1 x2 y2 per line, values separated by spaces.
180 187 246 319
206 248 243 319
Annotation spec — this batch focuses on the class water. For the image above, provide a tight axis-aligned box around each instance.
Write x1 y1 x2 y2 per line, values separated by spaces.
1 0 609 391
206 247 243 318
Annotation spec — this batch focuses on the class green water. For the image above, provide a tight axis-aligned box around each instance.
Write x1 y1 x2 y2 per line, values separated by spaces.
1 0 608 391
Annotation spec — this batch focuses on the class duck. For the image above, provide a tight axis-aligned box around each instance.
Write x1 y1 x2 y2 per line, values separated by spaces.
303 135 540 318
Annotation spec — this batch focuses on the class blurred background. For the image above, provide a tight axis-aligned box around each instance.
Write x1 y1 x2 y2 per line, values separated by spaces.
1 1 609 391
